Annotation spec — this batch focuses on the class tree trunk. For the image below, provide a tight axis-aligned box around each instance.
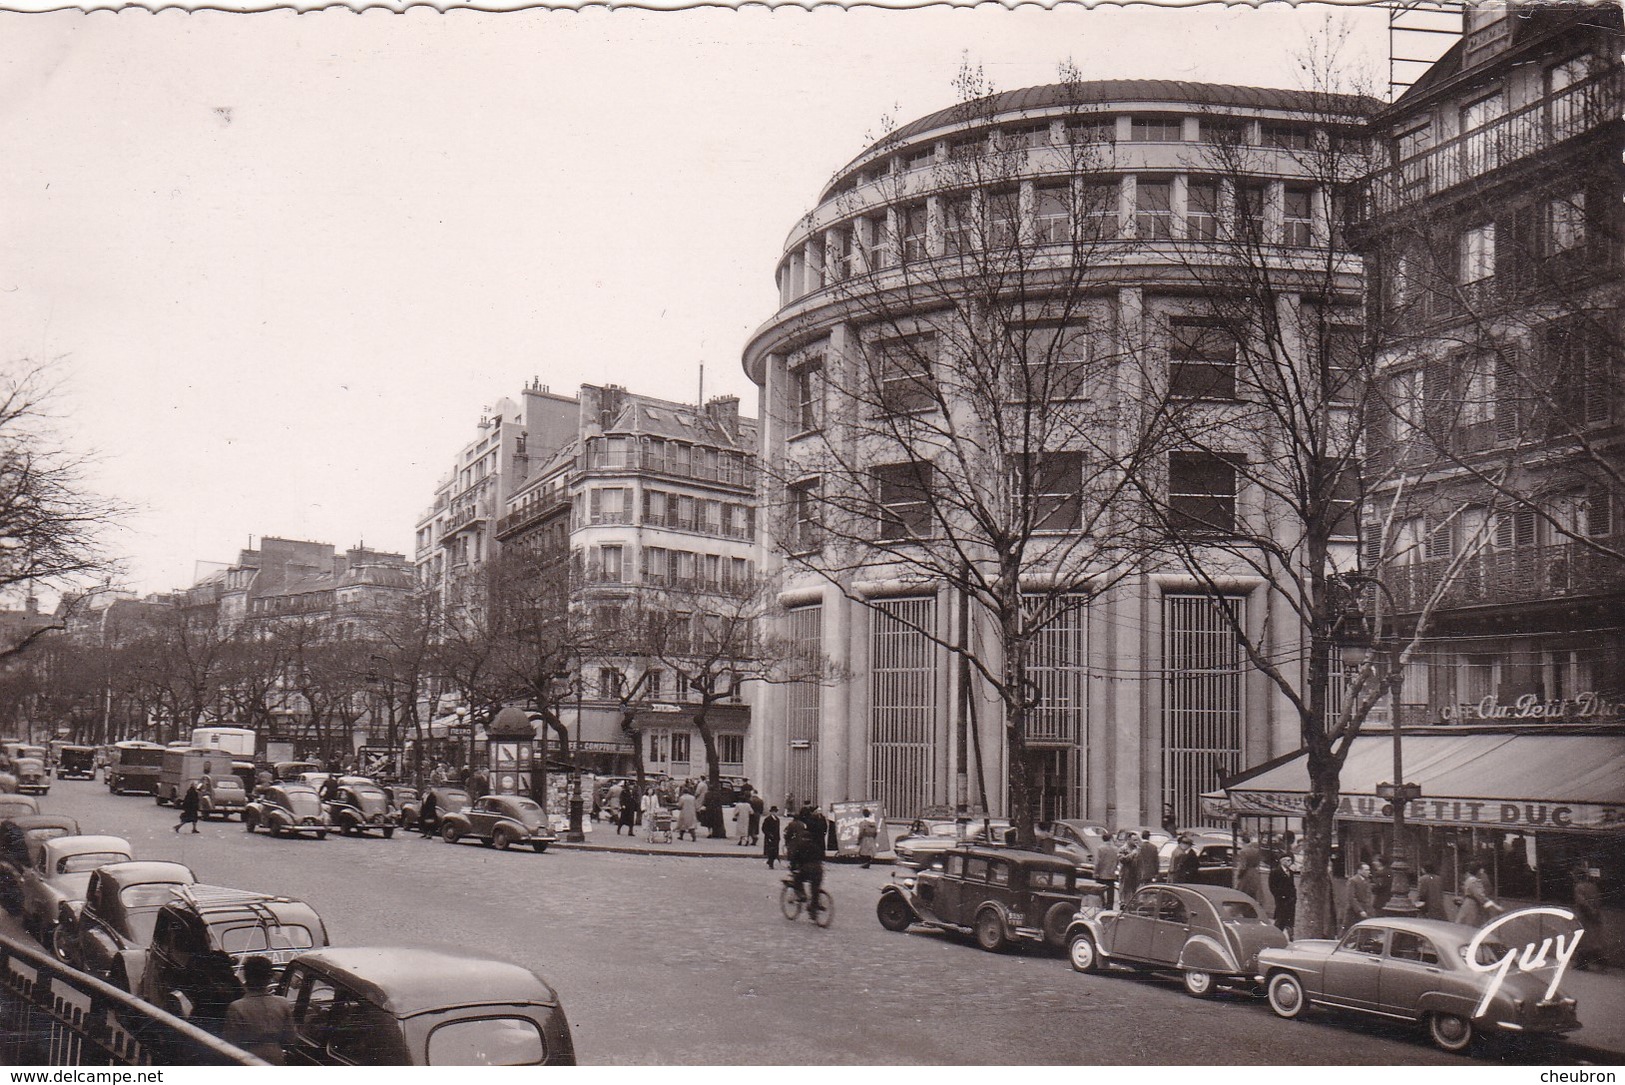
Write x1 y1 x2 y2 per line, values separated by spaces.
1298 757 1342 939
620 709 647 789
695 708 726 838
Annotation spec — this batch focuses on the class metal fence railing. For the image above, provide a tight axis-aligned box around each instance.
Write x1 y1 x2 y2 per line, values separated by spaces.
0 931 261 1067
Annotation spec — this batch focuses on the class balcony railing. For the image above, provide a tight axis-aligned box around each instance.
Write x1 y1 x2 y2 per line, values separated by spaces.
1368 70 1622 216
1383 534 1625 612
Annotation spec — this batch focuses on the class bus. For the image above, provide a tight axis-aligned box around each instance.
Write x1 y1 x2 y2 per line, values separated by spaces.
107 741 166 795
190 727 257 759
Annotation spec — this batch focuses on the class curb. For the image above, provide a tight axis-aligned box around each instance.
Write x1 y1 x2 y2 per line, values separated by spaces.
1559 1040 1625 1065
551 841 763 859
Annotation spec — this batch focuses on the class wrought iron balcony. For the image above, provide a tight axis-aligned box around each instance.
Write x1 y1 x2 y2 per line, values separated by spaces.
1383 534 1625 613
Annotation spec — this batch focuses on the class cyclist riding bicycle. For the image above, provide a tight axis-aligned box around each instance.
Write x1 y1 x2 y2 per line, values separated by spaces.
787 805 827 919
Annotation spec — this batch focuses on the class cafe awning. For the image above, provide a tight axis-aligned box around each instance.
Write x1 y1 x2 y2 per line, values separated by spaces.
1218 731 1625 834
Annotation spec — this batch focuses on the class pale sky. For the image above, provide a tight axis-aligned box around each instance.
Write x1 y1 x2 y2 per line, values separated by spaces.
0 3 1399 595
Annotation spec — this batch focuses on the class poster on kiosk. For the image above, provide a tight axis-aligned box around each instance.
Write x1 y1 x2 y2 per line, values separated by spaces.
829 801 887 859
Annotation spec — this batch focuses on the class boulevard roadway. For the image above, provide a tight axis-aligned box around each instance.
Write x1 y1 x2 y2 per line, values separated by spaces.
11 778 1547 1066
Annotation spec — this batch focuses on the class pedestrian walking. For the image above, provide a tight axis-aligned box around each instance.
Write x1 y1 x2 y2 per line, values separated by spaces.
676 790 699 842
617 785 638 836
1135 831 1160 888
1343 862 1375 931
418 789 438 838
1371 855 1393 913
1455 864 1501 927
747 789 764 846
641 788 658 839
762 805 782 868
1094 834 1120 906
1269 855 1298 936
1169 835 1199 884
857 808 879 869
1116 834 1143 902
174 782 203 833
1416 862 1448 920
731 800 750 844
222 956 296 1065
1161 803 1179 837
1234 833 1265 903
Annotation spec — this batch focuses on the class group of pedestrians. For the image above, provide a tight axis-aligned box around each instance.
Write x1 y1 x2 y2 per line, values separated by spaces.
1091 830 1163 904
603 777 769 844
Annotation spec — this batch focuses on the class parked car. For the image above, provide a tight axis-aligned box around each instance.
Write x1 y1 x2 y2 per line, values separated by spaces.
14 750 50 795
243 785 331 839
200 776 249 820
1064 882 1288 997
1257 917 1581 1054
1159 832 1236 886
892 818 1014 870
274 761 323 783
56 746 98 781
20 834 134 956
0 794 42 821
440 795 557 853
877 845 1110 952
326 778 399 838
63 860 198 988
397 787 469 835
1048 819 1114 868
139 883 329 1021
277 946 576 1065
0 813 79 915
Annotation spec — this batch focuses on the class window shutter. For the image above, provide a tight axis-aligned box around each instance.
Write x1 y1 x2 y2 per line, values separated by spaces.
1422 358 1451 437
1423 515 1452 560
1494 348 1520 442
1361 525 1383 571
1585 489 1613 537
589 489 601 524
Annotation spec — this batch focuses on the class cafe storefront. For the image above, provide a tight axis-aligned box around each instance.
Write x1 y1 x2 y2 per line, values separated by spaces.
1216 728 1625 912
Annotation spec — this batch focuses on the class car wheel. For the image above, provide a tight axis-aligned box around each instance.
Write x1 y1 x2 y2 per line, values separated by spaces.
1042 901 1076 946
1266 971 1308 1019
155 793 166 806
876 893 913 932
441 823 462 844
244 814 257 832
1068 930 1100 973
269 821 284 837
110 962 130 992
383 827 395 840
51 924 75 967
1182 970 1216 998
973 909 1008 953
1429 1012 1475 1054
493 829 513 851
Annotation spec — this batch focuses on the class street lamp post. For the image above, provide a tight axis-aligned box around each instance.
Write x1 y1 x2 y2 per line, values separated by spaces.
565 677 585 843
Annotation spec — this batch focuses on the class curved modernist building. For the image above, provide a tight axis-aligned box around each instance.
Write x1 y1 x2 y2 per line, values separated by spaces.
743 80 1371 826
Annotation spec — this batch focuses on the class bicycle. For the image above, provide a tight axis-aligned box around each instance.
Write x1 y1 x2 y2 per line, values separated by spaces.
780 876 834 927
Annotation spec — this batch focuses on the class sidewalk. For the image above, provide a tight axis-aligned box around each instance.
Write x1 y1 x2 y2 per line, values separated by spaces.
1557 966 1625 1062
550 819 898 861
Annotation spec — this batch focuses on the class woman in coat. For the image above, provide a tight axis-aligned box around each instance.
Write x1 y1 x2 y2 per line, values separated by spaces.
676 790 699 841
1269 855 1298 936
174 783 203 834
641 788 658 838
1456 865 1501 927
617 785 639 836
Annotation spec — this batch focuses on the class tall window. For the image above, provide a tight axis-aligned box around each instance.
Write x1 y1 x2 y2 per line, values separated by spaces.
590 487 628 524
875 462 934 540
1459 90 1506 133
1026 594 1088 820
1262 123 1313 150
943 195 975 255
1035 184 1071 244
1235 182 1267 241
789 479 821 552
986 188 1020 248
1169 320 1237 400
866 212 894 269
792 356 823 432
597 544 624 582
718 734 744 767
1079 181 1119 241
1019 324 1091 400
871 333 937 414
1283 186 1313 247
1136 179 1173 240
1460 222 1496 283
1168 452 1243 534
1186 179 1220 241
826 227 851 281
1163 594 1245 828
900 201 929 262
785 604 822 804
870 598 938 819
1016 451 1085 531
1546 191 1586 254
1068 116 1116 144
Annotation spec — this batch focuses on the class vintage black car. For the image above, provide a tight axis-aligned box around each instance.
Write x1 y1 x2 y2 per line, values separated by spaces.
440 795 557 853
139 883 328 1021
278 946 575 1065
244 785 331 839
325 777 399 838
56 746 98 781
877 846 1109 952
397 787 469 834
1065 883 1288 997
64 860 197 989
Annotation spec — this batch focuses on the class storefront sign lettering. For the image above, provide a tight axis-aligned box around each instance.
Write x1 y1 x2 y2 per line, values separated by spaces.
1225 789 1625 832
1466 907 1583 1019
1442 692 1622 724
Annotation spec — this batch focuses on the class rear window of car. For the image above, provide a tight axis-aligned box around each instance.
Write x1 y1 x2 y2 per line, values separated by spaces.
1029 869 1073 890
1220 900 1259 921
427 1016 546 1066
282 791 323 815
215 923 317 954
1465 939 1511 967
512 800 542 815
963 858 990 882
1389 931 1441 964
988 862 1010 887
59 852 130 874
120 883 184 908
